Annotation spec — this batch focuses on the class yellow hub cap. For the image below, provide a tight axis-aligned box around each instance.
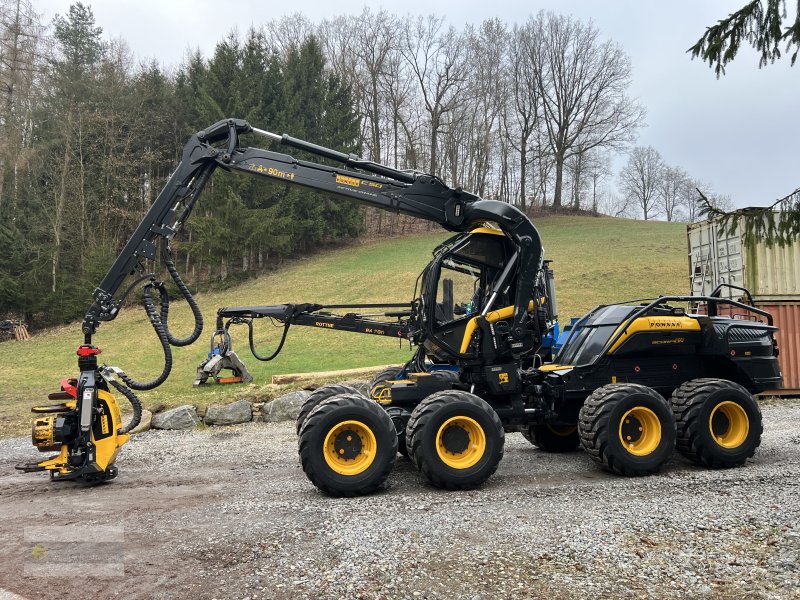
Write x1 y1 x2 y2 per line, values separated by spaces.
436 416 486 469
323 420 377 476
618 406 661 456
709 401 749 448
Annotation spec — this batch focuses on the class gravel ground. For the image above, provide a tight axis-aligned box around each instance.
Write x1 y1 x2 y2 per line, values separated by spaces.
1 400 799 600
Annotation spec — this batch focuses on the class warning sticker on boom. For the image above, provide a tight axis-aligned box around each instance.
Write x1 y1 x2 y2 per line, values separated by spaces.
335 174 361 187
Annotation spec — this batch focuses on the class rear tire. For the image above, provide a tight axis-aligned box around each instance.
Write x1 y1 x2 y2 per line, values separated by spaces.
671 378 762 468
295 384 362 435
298 394 397 497
522 423 580 452
406 390 504 490
579 383 675 476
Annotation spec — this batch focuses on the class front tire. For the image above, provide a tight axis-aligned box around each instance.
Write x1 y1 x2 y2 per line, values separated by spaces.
298 394 397 497
579 383 675 476
406 390 504 490
671 378 762 468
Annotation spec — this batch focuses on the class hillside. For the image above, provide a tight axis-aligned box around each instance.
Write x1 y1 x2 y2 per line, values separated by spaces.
0 216 687 435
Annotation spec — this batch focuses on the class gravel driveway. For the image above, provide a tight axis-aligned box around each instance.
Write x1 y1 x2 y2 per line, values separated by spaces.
1 400 798 599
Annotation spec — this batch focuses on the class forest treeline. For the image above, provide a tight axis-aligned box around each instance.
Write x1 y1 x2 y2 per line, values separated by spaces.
0 3 711 326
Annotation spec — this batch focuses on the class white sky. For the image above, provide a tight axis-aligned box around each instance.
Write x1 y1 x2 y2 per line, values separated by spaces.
36 0 800 208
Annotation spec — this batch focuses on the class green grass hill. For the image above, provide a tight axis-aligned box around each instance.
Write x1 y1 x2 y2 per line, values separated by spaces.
0 216 687 436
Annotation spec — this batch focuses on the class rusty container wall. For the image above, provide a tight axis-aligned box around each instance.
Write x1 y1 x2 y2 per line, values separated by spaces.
693 301 800 395
758 302 800 394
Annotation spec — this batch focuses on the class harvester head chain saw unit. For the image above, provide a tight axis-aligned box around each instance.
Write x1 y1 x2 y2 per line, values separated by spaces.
15 345 140 483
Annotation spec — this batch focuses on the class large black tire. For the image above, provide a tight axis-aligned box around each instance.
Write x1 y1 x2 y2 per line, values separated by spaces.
295 384 363 435
671 378 762 468
298 394 397 497
385 406 412 458
406 390 504 490
369 366 402 403
579 383 676 476
522 423 580 452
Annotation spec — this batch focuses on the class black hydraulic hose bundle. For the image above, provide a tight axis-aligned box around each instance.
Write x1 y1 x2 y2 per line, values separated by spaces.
110 379 143 433
159 243 204 347
118 282 173 391
116 243 204 391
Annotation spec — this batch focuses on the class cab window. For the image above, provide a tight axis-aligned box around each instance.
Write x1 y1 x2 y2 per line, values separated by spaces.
435 258 482 325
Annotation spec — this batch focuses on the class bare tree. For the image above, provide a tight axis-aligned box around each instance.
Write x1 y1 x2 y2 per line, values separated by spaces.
0 0 45 213
585 150 612 214
659 165 689 221
599 193 634 218
503 23 540 209
262 13 315 59
528 12 645 208
401 15 468 176
619 146 664 220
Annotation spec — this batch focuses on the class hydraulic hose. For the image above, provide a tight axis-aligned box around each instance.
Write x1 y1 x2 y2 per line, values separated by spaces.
247 318 291 362
110 379 143 434
118 283 173 390
158 243 204 347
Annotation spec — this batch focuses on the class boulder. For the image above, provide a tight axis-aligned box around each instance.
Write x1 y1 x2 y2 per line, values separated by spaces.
261 390 312 423
151 405 199 430
129 409 152 435
204 399 253 426
339 380 370 397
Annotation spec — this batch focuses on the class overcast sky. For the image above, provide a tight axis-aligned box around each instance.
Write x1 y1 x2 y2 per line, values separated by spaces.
36 0 799 208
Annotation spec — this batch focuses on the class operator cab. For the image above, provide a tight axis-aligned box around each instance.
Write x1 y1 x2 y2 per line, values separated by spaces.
418 227 515 361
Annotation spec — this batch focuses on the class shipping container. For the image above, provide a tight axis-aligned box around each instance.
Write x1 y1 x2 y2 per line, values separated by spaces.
687 216 800 394
688 217 800 301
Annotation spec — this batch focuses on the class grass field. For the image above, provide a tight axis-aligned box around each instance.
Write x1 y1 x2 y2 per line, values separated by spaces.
0 216 687 436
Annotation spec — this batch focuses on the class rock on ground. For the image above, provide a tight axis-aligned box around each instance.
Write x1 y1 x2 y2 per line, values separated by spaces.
129 409 152 434
204 399 253 426
261 390 311 422
151 405 199 430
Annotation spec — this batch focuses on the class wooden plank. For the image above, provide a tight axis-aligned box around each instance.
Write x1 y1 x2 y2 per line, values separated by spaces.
271 364 400 385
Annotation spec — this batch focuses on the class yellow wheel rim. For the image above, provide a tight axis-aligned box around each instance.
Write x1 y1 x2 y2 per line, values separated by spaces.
322 420 377 476
436 416 486 469
709 401 750 449
618 406 661 456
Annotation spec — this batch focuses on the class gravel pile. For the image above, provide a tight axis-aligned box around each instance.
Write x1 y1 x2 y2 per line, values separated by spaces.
0 400 798 599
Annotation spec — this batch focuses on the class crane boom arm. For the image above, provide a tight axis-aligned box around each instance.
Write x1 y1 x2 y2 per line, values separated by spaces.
82 118 543 343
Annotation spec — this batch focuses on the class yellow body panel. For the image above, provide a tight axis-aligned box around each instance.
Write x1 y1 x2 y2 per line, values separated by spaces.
607 316 701 354
469 226 505 236
459 300 536 354
538 364 575 372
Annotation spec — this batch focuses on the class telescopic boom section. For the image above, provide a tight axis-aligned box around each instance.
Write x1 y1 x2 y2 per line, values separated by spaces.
82 118 543 342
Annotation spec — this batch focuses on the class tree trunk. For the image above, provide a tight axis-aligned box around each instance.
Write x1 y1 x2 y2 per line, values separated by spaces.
553 153 564 208
430 127 438 176
519 137 527 210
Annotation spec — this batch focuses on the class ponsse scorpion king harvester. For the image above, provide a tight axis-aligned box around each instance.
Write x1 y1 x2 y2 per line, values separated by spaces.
17 119 782 495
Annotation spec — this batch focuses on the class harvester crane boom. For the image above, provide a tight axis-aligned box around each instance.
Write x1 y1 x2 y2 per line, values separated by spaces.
83 118 543 345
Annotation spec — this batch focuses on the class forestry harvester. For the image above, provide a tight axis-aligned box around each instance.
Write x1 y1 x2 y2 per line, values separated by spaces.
16 119 781 495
